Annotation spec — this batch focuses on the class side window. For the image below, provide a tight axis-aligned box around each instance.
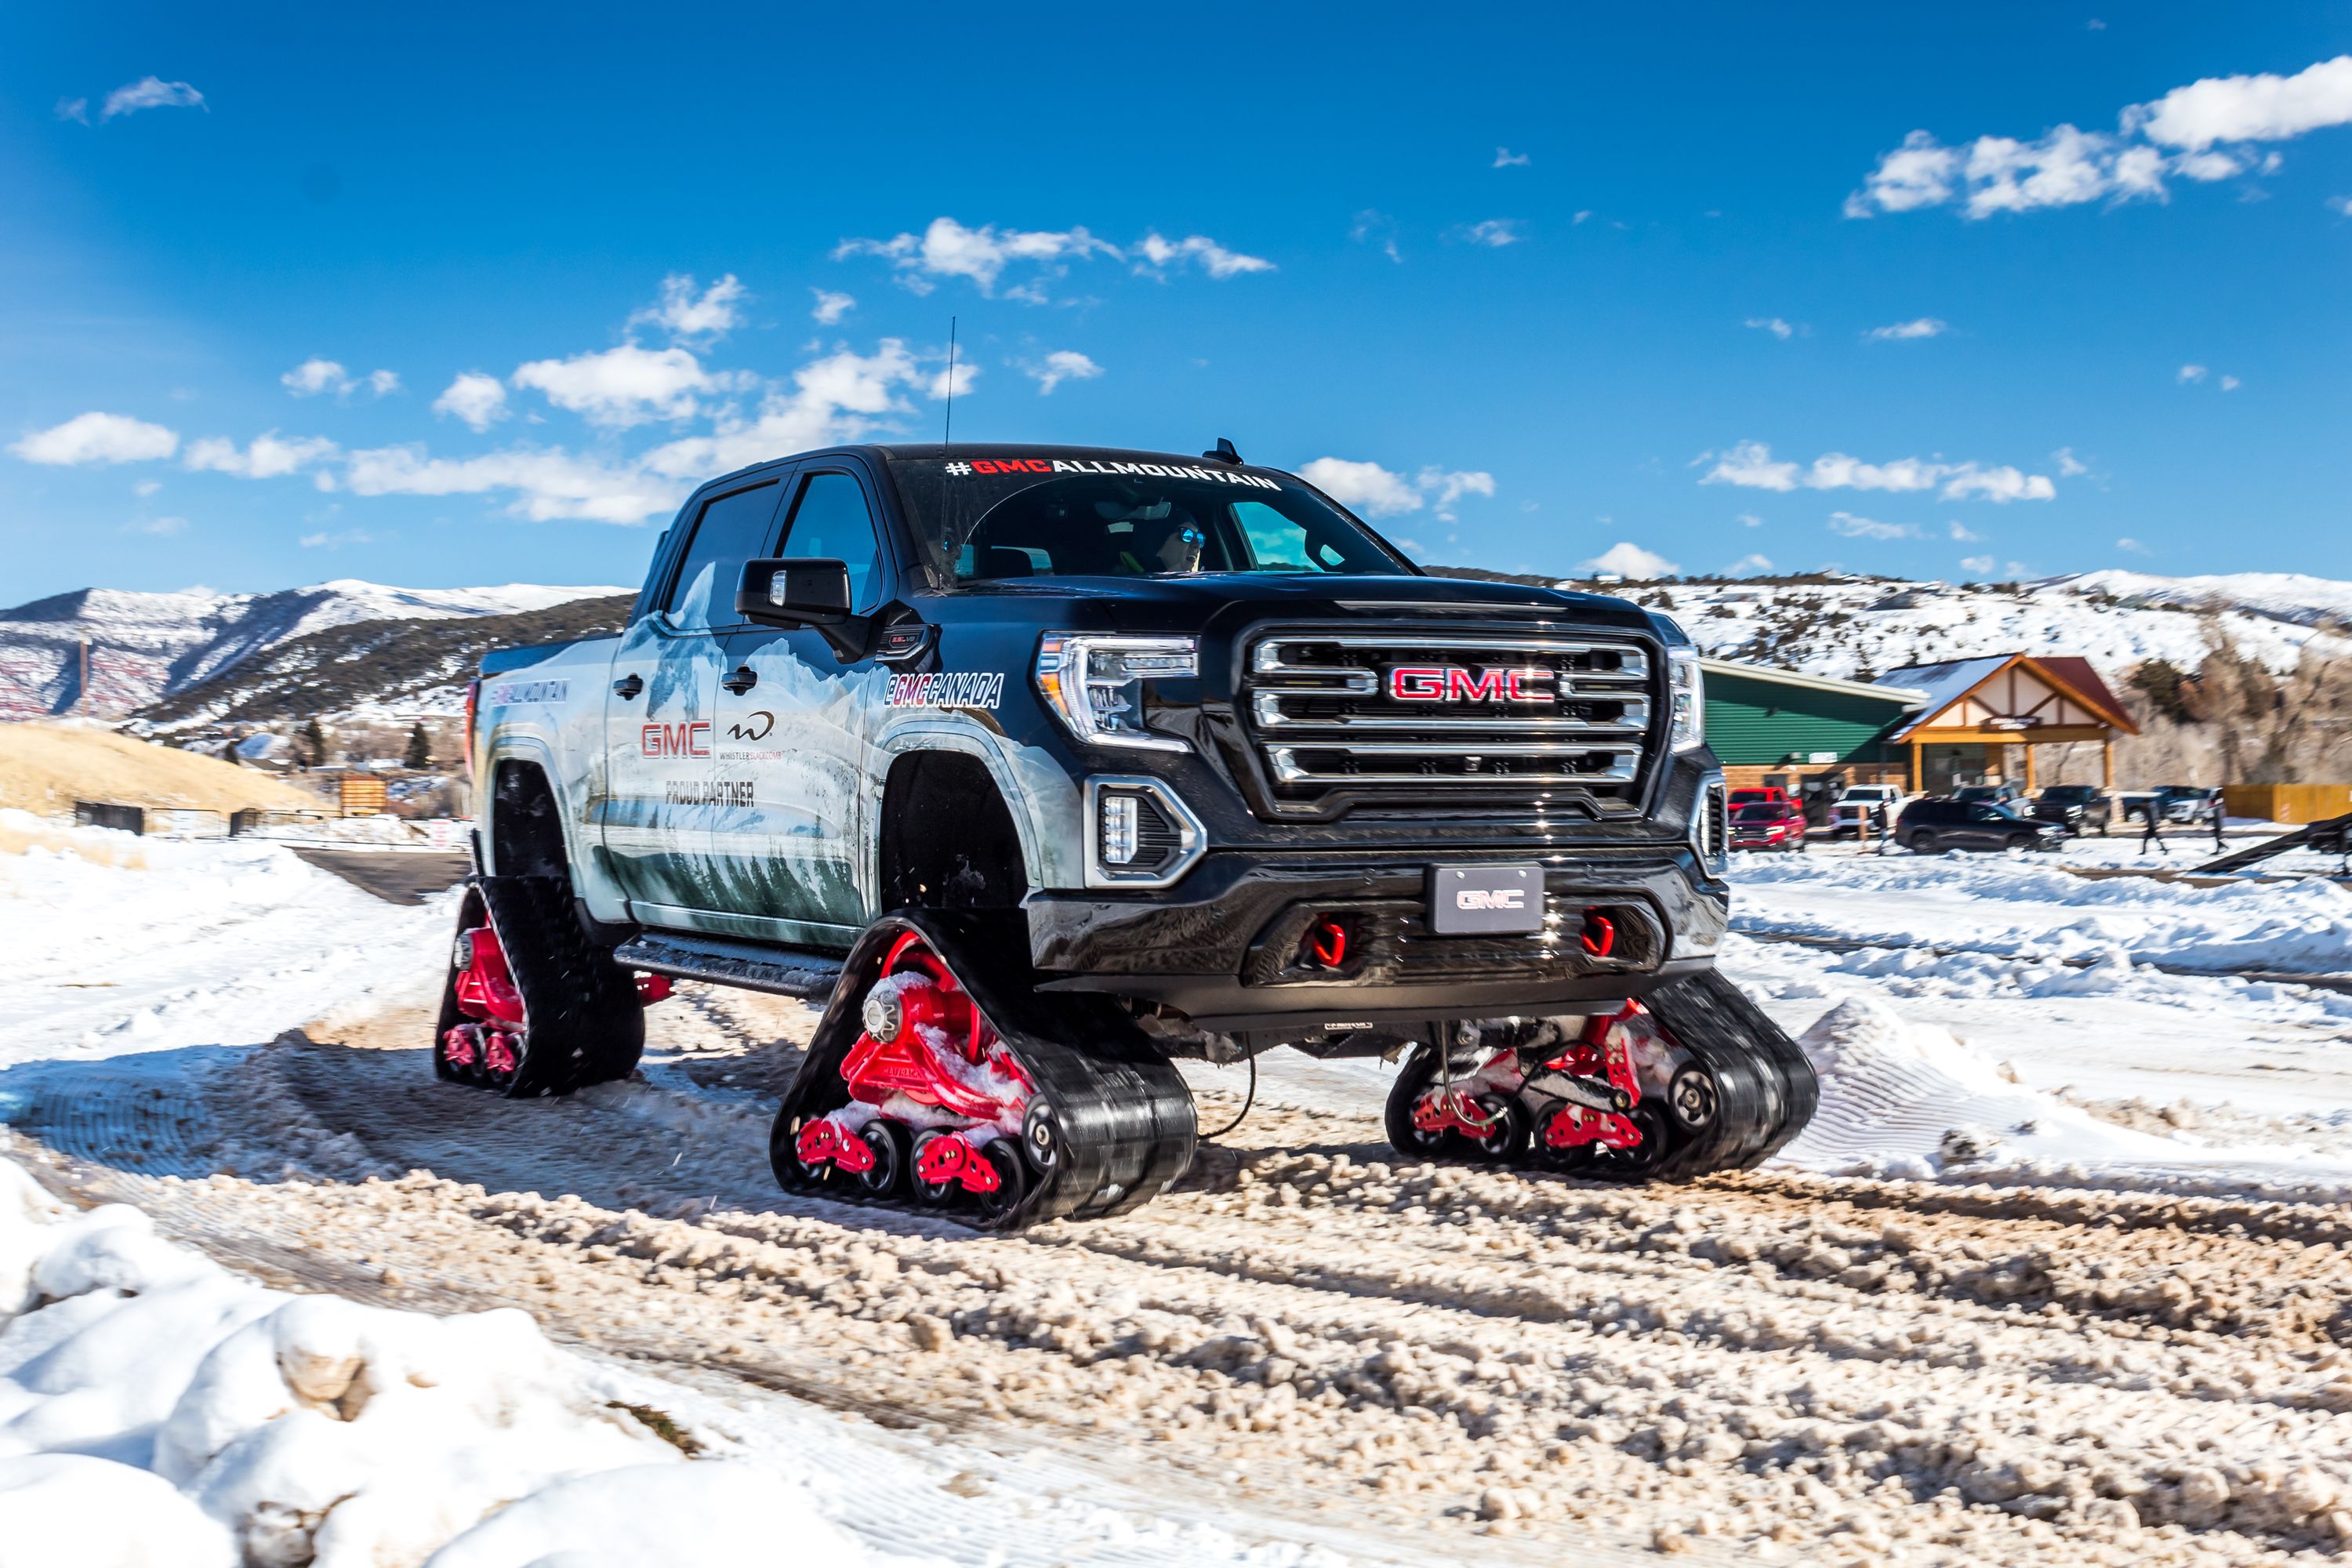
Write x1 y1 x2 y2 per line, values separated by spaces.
663 481 780 632
778 471 887 612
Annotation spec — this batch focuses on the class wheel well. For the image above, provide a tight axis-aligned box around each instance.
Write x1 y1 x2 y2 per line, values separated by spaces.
878 752 1028 909
490 760 569 878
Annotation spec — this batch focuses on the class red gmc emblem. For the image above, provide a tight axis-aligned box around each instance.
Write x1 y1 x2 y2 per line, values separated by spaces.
1388 666 1554 702
641 720 711 758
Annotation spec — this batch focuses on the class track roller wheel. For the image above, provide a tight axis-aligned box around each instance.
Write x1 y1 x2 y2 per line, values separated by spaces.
1384 1046 1466 1160
855 1119 910 1199
1534 1101 1671 1180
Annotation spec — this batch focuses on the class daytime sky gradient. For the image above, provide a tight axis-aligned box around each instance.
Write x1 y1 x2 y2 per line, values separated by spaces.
4 2 2350 600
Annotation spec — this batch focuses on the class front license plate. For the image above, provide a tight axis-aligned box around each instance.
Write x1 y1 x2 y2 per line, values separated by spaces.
1428 863 1544 935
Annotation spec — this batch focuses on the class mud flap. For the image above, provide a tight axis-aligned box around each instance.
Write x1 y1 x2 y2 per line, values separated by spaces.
773 909 1197 1229
434 875 645 1098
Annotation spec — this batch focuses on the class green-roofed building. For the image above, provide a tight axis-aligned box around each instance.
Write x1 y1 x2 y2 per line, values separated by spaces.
1700 659 1926 802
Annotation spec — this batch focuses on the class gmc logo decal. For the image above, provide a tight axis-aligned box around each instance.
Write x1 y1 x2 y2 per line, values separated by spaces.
1456 887 1527 911
1387 666 1553 702
641 721 711 758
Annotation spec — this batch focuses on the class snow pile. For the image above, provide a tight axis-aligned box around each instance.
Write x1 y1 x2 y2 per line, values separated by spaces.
0 817 447 1070
0 1159 915 1568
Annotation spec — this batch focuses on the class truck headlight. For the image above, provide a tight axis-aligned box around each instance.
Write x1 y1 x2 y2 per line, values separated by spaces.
1667 645 1704 753
1036 635 1196 753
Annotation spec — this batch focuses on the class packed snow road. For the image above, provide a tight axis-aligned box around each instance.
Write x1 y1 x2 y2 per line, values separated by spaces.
6 824 2352 1565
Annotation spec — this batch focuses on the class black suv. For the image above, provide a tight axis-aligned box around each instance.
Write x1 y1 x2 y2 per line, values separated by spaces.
2031 784 2112 837
1897 798 2067 855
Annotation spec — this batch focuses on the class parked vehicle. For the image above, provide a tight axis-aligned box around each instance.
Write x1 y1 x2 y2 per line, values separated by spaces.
1728 786 1791 810
2031 784 2113 837
441 440 1819 1229
2120 786 2224 826
1730 800 1808 852
1830 784 1903 837
1896 798 2067 855
1953 783 2024 808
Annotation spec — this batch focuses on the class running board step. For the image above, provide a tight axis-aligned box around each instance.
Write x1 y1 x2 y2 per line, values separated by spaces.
612 931 845 1000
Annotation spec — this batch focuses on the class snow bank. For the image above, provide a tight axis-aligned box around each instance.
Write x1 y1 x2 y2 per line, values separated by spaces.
0 815 447 1071
0 1156 910 1568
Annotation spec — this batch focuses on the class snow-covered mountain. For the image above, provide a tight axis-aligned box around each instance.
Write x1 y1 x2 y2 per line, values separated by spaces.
1541 569 2352 682
0 579 629 719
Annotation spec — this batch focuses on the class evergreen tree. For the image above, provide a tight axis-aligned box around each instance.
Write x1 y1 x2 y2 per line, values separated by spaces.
299 718 327 769
404 722 432 770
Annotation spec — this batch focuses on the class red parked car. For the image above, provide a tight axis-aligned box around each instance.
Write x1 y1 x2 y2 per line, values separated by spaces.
1729 786 1791 811
1730 800 1809 853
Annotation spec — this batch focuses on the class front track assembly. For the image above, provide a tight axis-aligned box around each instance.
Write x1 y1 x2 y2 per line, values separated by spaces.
1385 969 1817 1182
773 909 1197 1230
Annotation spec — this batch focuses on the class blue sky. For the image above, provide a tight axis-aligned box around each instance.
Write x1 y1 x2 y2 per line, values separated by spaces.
4 3 2350 602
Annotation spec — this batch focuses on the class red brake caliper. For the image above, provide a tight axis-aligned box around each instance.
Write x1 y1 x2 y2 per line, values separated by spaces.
1541 1002 1648 1152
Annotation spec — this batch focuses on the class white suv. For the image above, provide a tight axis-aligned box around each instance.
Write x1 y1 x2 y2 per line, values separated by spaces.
1832 785 1904 836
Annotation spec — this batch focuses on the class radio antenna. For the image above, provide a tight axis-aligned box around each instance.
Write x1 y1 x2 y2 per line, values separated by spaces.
942 316 957 453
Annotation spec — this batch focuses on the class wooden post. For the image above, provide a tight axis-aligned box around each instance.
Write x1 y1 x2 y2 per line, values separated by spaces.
2102 739 2114 791
2024 744 2037 793
1909 742 1922 793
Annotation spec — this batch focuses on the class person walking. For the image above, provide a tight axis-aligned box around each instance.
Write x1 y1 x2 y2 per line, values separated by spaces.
2212 790 2227 853
2140 801 2169 857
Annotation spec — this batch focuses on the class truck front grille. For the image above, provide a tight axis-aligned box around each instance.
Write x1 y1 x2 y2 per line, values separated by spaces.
1240 630 1658 812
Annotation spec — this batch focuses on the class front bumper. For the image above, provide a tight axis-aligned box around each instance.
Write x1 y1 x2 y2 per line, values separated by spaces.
1024 844 1728 1031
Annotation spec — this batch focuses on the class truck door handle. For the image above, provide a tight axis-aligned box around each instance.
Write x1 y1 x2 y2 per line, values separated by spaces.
721 666 758 695
613 673 644 699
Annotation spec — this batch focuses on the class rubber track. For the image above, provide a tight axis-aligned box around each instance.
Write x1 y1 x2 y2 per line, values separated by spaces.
435 874 644 1098
772 909 1196 1230
1640 967 1819 1178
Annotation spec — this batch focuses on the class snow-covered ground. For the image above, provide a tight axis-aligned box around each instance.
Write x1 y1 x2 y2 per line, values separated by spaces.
7 818 2352 1563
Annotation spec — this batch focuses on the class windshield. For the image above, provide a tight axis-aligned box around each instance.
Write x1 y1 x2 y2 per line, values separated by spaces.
2042 786 2094 800
1733 804 1781 822
1955 786 2001 800
886 453 1413 586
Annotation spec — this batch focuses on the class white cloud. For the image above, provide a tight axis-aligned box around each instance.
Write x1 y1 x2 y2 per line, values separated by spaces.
133 479 162 497
927 359 981 401
100 77 205 120
2129 55 2352 150
637 339 934 482
1132 232 1276 279
1581 542 1679 579
1296 459 1495 521
1494 147 1531 168
2118 537 2150 554
183 432 340 480
432 372 509 431
1959 554 1997 575
9 412 179 466
136 516 187 536
1298 458 1423 517
1698 441 1800 492
1699 441 2054 501
1865 317 1948 340
343 445 684 525
836 218 1265 298
1849 56 2352 220
1349 210 1402 263
810 289 855 325
1027 350 1102 395
1745 317 1795 339
1737 511 1763 528
2052 446 2090 477
510 343 713 427
2178 364 2209 383
55 97 88 125
629 274 746 341
1828 511 1922 540
281 358 399 400
2221 374 2241 391
1461 220 1524 247
299 528 381 550
2331 195 2352 216
1948 520 1984 543
1725 553 1774 575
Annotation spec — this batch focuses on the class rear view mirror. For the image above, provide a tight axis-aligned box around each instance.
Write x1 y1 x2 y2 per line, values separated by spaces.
737 558 851 627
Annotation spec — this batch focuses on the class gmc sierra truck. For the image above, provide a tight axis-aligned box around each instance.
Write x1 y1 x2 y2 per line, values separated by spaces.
437 441 1816 1229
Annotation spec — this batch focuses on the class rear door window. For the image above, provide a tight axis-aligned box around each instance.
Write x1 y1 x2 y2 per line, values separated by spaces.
663 481 782 632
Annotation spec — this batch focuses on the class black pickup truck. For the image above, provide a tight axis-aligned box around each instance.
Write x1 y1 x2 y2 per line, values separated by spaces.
437 441 1817 1228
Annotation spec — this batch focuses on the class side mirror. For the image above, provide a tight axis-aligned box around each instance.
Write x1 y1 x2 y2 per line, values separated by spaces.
737 558 851 627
